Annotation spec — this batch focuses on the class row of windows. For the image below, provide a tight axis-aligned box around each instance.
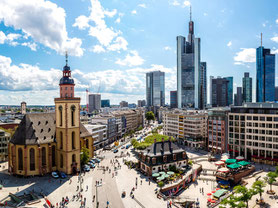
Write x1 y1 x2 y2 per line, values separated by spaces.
58 105 76 127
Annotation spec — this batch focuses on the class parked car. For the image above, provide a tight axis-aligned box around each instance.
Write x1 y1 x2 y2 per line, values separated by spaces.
91 158 100 163
121 146 125 149
89 159 95 164
113 149 119 153
126 144 131 149
51 171 59 179
83 165 90 172
59 172 67 179
88 162 95 168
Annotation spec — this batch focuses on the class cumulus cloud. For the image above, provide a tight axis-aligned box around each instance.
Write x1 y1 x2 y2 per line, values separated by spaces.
234 48 256 65
164 46 172 51
0 31 21 46
227 41 232 47
169 0 191 7
115 51 144 66
73 0 127 53
90 45 105 53
271 35 278 43
131 10 137 15
21 42 37 51
0 0 84 56
138 4 147 8
276 19 278 24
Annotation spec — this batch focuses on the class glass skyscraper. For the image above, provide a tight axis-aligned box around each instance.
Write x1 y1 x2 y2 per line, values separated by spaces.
146 71 165 107
177 12 206 109
256 46 275 102
170 91 177 108
242 72 252 103
211 77 229 107
224 77 233 105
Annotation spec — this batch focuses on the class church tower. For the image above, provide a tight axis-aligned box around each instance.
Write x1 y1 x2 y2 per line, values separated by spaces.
55 53 80 174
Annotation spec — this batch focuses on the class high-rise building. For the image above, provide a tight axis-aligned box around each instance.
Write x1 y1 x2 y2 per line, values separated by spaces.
234 87 243 106
101 99 110 108
137 100 146 107
211 77 229 107
146 71 165 107
120 101 128 108
242 72 252 103
256 45 275 102
224 77 233 105
275 87 278 101
177 10 206 109
200 62 207 109
89 94 101 112
170 91 178 108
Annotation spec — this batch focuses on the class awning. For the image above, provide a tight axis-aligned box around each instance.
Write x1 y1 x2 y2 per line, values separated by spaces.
218 168 230 173
215 161 224 166
213 189 228 198
225 159 237 164
237 161 250 166
236 156 244 161
227 163 241 169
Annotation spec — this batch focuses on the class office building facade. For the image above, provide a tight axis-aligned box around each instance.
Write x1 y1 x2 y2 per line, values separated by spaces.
120 101 128 108
256 46 275 102
146 71 165 107
89 94 101 112
170 91 178 108
243 72 252 103
177 14 206 109
234 87 243 106
101 99 110 108
211 77 229 107
224 77 233 105
137 100 146 107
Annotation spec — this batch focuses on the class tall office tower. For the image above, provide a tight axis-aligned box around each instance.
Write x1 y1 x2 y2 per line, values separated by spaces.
242 72 252 103
224 77 233 105
146 71 165 107
234 87 243 106
137 100 146 107
256 42 275 102
101 99 110 108
89 94 101 112
211 77 229 107
200 62 207 109
170 91 178 108
275 87 278 101
177 9 206 109
120 101 128 108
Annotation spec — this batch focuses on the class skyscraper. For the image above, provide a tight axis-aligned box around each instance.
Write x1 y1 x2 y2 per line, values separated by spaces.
211 77 229 107
256 44 275 102
200 62 207 109
242 72 252 103
170 91 177 108
177 8 206 109
224 77 233 105
234 87 243 106
89 94 101 112
101 99 110 108
146 71 165 107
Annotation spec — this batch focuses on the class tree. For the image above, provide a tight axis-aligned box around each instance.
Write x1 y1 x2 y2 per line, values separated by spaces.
80 147 90 166
252 180 266 202
264 171 277 192
145 111 155 124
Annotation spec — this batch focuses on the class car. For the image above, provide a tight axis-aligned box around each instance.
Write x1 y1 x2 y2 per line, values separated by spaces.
88 162 95 168
83 165 90 172
113 149 119 153
89 159 95 163
121 146 125 149
91 158 100 163
59 172 67 179
126 144 131 149
51 171 59 179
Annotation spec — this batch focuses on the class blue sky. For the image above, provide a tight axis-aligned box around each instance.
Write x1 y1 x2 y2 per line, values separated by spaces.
0 0 278 105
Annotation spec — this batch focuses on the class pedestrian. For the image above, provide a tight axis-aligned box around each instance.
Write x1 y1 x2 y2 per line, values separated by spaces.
86 185 88 191
141 180 142 185
149 180 151 185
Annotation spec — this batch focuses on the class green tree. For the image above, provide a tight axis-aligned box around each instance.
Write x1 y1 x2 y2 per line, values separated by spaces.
252 180 266 202
264 172 277 192
80 147 90 166
234 185 255 208
145 111 155 124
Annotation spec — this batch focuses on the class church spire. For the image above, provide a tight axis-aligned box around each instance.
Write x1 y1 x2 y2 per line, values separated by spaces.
65 51 68 66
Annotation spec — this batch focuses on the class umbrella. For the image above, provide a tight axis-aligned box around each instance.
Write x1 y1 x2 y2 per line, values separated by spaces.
167 171 175 175
157 176 165 181
159 171 166 175
220 156 229 161
215 161 224 166
211 200 216 203
236 156 244 161
222 153 230 157
227 163 241 169
218 168 230 173
225 159 237 164
207 193 212 196
207 198 212 202
152 173 160 177
212 190 216 193
164 174 170 178
216 188 220 190
237 161 250 166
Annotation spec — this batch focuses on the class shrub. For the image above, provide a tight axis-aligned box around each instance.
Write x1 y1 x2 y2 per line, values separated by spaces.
188 160 193 166
158 181 164 187
169 165 178 173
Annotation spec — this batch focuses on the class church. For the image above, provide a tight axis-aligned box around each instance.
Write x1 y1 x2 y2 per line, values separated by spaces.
8 56 94 176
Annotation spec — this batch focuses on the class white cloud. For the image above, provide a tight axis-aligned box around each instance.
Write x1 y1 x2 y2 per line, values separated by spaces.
138 4 146 8
0 31 21 46
203 13 208 16
271 35 278 43
170 0 190 7
90 45 105 53
227 41 232 47
276 19 278 24
131 10 137 14
107 36 128 51
116 51 144 67
234 48 256 64
164 46 172 51
73 0 127 53
21 42 37 51
0 0 84 56
183 1 191 7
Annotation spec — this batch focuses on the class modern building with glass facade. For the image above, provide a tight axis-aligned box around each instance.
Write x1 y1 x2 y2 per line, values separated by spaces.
200 62 207 109
256 46 275 102
170 91 178 108
177 14 206 109
224 77 233 105
234 87 243 106
101 99 110 108
89 94 101 112
242 72 252 103
211 77 229 107
146 71 165 107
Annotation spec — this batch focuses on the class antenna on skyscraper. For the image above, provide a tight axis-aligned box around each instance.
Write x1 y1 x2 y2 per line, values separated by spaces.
190 5 192 21
261 33 262 47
